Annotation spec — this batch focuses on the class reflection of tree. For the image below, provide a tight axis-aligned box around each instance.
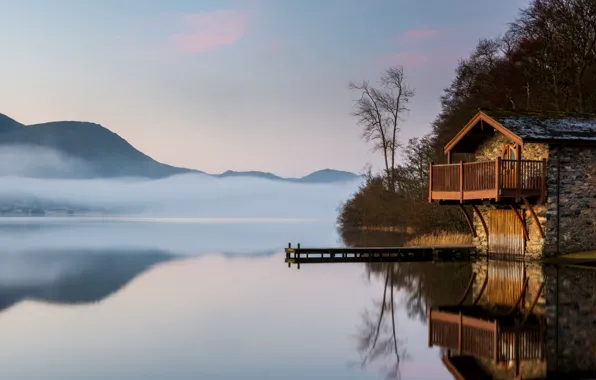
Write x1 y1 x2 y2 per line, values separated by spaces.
355 267 406 379
367 262 472 321
343 228 474 377
350 253 472 378
342 229 472 319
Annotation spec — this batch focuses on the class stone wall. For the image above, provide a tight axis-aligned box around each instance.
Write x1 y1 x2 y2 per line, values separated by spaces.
544 265 596 376
468 133 596 257
475 133 548 161
543 146 596 255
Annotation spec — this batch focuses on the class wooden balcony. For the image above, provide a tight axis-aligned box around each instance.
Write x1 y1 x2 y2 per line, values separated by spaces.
428 307 544 363
429 159 547 204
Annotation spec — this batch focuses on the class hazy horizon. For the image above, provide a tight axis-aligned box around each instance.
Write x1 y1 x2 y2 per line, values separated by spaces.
0 0 528 177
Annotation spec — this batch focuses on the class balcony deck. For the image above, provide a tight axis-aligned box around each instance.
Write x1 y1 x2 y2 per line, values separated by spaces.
429 159 546 204
428 307 545 364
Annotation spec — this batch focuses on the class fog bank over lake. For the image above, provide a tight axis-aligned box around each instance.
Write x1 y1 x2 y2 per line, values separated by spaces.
0 172 361 218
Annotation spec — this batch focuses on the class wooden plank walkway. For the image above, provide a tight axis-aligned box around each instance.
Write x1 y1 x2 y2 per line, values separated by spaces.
284 243 476 269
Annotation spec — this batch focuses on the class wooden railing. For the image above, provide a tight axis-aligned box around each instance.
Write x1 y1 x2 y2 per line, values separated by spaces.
429 158 547 203
428 309 497 360
498 326 544 362
428 309 544 363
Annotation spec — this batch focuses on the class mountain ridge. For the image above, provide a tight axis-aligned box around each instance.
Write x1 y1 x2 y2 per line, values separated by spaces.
0 113 361 183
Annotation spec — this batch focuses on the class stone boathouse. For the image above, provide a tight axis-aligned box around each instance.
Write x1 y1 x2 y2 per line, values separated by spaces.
428 109 596 259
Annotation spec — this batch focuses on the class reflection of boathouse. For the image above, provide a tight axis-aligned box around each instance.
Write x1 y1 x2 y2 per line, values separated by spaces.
428 261 546 379
428 261 596 379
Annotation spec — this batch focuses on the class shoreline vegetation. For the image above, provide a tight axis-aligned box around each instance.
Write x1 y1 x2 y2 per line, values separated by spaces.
404 232 474 247
338 0 596 246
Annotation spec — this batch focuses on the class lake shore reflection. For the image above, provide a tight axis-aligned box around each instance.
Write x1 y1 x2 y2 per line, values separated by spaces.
0 249 451 380
0 223 591 379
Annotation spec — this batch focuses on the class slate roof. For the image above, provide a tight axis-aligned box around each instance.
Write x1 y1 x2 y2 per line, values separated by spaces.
482 109 596 142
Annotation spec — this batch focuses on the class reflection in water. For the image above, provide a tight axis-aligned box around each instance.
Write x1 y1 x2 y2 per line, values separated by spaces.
0 250 176 312
422 260 596 379
346 234 596 380
429 260 546 379
0 222 592 379
356 261 472 379
355 267 405 380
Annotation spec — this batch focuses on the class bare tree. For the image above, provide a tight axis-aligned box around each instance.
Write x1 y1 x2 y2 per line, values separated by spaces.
349 67 415 191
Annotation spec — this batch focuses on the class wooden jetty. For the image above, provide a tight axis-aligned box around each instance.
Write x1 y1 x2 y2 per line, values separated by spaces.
284 243 476 269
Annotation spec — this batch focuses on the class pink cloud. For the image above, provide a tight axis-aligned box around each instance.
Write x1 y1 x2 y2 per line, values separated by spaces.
399 27 440 43
168 10 250 53
389 52 429 69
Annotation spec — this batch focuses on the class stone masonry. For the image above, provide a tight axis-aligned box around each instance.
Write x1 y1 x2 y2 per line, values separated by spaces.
542 146 596 255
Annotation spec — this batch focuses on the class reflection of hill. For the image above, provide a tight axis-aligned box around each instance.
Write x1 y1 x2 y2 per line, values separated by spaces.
0 249 176 312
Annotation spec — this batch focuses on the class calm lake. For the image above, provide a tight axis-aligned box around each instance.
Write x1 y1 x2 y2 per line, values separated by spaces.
0 218 592 379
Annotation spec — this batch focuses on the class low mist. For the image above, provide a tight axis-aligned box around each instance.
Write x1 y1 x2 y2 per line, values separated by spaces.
0 145 94 178
0 145 362 219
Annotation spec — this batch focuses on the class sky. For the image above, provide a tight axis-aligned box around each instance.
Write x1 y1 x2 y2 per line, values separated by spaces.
0 0 529 177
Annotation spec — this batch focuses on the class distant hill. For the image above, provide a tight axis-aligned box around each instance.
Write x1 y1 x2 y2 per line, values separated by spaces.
214 169 361 183
216 170 283 181
0 113 360 183
292 169 361 183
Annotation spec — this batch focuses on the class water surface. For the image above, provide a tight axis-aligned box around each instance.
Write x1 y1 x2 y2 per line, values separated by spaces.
0 219 591 379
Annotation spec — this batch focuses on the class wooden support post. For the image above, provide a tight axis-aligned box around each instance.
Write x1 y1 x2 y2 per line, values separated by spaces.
459 160 464 203
457 272 476 306
514 320 520 377
522 282 545 326
458 205 477 238
509 204 529 241
287 243 291 268
458 311 463 354
428 307 433 347
516 145 522 202
508 277 529 315
540 158 547 203
540 320 546 361
522 196 545 238
447 151 452 164
429 162 434 203
493 323 499 362
471 205 489 238
473 274 488 305
495 157 501 202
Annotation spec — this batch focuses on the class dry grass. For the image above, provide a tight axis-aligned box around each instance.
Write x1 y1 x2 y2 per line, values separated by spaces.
405 232 474 247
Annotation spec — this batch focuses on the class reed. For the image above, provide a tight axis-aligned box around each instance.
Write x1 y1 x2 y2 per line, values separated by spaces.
405 231 473 247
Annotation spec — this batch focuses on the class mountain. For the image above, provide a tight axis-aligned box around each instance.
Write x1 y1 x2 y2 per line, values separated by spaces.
0 113 360 182
293 169 361 183
0 115 195 178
